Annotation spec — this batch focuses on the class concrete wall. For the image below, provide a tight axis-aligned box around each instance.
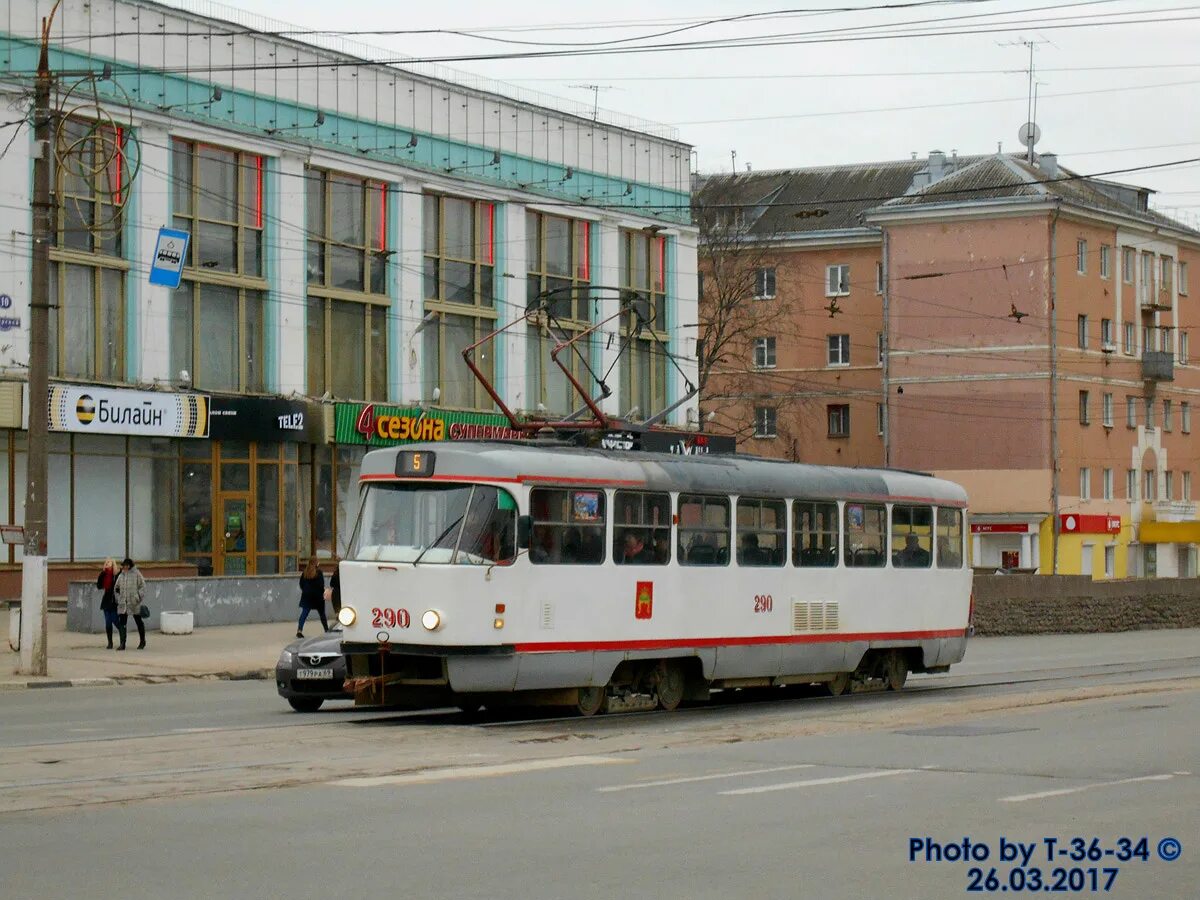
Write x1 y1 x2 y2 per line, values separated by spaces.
67 575 306 634
973 574 1200 636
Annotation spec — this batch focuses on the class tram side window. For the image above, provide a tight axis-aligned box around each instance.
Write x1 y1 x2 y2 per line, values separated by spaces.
891 504 933 568
529 488 606 565
794 500 838 567
736 497 786 566
844 502 886 567
678 494 730 566
614 491 671 565
936 507 964 568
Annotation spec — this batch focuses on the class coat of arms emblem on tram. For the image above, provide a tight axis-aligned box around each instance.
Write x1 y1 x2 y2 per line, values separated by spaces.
635 581 653 620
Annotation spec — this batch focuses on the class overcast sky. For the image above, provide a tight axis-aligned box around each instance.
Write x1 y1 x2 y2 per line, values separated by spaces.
193 0 1200 222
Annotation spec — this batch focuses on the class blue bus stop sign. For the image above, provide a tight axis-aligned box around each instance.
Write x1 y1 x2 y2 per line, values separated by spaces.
149 227 190 288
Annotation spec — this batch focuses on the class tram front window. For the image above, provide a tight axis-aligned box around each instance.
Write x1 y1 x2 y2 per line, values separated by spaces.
350 483 517 564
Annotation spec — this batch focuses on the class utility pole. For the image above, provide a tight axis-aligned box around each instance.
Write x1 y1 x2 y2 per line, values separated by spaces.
20 6 59 675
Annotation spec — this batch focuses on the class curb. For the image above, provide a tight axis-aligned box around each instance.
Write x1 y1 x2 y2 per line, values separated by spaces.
0 668 273 691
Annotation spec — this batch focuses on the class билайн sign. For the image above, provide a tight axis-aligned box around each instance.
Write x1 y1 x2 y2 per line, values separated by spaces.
48 385 209 438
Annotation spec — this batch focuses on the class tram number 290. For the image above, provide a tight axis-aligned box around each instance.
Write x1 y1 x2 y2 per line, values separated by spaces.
753 594 774 613
372 608 411 628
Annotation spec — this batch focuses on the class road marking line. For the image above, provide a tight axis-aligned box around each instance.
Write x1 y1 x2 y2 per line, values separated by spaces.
720 769 918 795
330 755 632 788
1000 774 1175 803
598 764 816 793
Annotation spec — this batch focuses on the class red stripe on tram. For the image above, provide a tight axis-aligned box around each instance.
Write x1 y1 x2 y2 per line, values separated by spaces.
514 628 968 654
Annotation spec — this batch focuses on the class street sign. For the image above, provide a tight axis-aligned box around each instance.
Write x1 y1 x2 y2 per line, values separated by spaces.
149 227 190 288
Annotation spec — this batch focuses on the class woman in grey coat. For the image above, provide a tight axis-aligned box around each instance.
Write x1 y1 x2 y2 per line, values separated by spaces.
114 557 147 650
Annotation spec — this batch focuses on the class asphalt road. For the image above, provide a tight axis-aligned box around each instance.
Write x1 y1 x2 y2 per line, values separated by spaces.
1 630 1196 900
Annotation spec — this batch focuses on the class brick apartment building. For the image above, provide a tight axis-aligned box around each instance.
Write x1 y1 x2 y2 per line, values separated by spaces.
699 151 1200 577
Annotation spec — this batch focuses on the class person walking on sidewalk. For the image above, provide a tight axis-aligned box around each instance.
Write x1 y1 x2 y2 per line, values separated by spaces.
96 558 119 649
114 557 147 651
297 556 327 638
327 558 342 619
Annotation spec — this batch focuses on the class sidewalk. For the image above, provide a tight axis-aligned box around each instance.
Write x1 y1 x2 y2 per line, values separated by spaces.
1 607 301 690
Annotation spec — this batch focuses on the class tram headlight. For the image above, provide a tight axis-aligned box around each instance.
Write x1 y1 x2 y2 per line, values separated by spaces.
337 606 357 628
421 609 443 631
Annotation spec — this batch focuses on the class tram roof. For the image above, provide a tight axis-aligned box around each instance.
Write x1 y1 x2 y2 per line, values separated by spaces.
359 441 968 506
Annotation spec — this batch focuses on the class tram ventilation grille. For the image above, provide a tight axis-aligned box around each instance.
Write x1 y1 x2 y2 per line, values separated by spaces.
792 601 839 633
541 603 554 629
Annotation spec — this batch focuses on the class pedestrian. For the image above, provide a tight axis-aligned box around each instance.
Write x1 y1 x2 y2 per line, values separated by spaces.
113 557 147 651
326 558 341 618
297 556 327 638
96 558 119 649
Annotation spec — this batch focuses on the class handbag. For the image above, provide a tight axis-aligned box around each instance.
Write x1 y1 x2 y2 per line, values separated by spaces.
138 604 150 618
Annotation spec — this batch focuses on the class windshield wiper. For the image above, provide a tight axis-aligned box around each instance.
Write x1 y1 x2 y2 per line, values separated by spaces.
411 514 465 567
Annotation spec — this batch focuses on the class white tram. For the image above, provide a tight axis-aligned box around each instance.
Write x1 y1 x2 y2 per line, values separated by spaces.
337 440 972 714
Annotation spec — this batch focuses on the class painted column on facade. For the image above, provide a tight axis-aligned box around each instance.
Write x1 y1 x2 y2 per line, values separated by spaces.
597 218 621 417
273 152 307 395
672 228 700 428
500 202 527 412
396 180 423 404
386 179 402 403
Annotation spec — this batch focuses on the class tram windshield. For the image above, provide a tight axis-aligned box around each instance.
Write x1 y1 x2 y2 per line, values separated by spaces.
349 483 517 565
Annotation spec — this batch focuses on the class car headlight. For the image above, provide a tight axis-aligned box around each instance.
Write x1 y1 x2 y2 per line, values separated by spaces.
278 649 294 666
421 609 442 631
337 606 357 627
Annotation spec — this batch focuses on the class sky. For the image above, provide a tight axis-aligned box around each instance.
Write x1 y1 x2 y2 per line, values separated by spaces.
178 0 1200 222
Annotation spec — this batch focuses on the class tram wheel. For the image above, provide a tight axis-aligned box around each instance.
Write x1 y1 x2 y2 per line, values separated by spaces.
883 652 908 691
655 662 686 711
826 672 852 697
575 686 609 717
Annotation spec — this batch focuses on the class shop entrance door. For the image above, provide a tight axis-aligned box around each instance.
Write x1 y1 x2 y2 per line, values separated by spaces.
219 494 253 575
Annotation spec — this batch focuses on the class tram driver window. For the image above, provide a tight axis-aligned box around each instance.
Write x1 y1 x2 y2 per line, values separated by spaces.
844 502 886 567
891 504 932 568
678 494 730 566
936 507 964 568
794 500 838 567
736 497 786 566
529 488 606 565
614 491 671 565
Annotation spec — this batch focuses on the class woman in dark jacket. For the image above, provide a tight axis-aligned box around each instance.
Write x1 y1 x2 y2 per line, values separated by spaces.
296 556 327 638
96 558 119 649
328 559 341 618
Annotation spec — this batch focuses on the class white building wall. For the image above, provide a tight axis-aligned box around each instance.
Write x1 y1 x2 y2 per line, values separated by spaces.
596 220 622 418
134 124 171 384
273 150 307 395
0 94 32 372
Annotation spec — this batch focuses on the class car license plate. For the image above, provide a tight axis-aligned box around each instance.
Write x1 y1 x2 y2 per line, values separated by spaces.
296 668 335 680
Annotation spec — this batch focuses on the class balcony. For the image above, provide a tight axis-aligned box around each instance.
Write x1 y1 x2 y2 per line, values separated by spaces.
1140 288 1173 311
1152 500 1197 523
1143 350 1174 381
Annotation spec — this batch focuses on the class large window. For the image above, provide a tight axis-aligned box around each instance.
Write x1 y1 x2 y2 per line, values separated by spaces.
50 119 128 381
736 497 785 567
613 491 671 565
529 487 604 565
619 228 670 419
526 211 591 415
794 500 838 567
935 508 963 568
171 139 268 391
827 334 850 366
753 337 776 368
425 194 497 409
306 169 390 401
828 404 850 437
678 494 730 566
844 502 886 567
891 504 932 568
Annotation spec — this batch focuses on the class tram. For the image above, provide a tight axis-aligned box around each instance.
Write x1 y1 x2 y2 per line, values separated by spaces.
336 438 972 715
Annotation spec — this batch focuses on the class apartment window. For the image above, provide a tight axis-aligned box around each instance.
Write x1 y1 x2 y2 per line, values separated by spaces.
1142 324 1152 352
1184 471 1192 501
1077 314 1088 349
171 139 267 392
1102 392 1113 427
1144 469 1157 501
1103 468 1113 501
619 228 670 419
1145 397 1156 429
305 169 390 401
1100 318 1114 348
1123 321 1134 355
876 402 884 436
1126 396 1137 428
1126 468 1137 500
1079 467 1091 500
1100 244 1111 279
1078 390 1090 425
753 337 776 369
875 261 884 294
1180 261 1189 295
1163 399 1173 432
827 334 850 366
1076 239 1087 274
1141 252 1153 299
754 267 777 299
827 404 850 437
1183 401 1192 434
876 332 884 365
825 264 850 297
1121 247 1134 283
1161 256 1174 295
49 119 129 382
754 407 777 438
423 195 498 409
1165 471 1174 501
1163 329 1174 355
1180 331 1190 365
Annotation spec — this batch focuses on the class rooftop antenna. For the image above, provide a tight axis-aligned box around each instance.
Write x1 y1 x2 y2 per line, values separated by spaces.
731 149 737 172
567 83 612 121
1001 38 1049 164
